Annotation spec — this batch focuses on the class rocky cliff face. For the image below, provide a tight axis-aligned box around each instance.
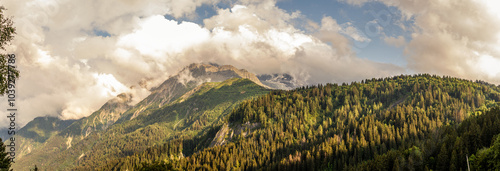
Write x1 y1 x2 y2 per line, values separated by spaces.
59 93 133 138
209 122 260 147
182 63 268 88
88 93 132 131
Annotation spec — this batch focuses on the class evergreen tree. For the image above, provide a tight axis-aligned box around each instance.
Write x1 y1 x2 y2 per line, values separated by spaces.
0 6 18 95
0 138 11 171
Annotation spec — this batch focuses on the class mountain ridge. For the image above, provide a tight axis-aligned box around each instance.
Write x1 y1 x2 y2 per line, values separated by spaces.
12 63 272 170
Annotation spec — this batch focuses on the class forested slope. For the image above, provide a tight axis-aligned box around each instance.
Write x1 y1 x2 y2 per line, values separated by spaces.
111 74 500 170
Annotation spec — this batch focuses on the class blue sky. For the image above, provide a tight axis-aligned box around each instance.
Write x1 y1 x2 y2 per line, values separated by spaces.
279 1 406 64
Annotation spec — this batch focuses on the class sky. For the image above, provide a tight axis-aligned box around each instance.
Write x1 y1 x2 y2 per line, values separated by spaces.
1 0 500 127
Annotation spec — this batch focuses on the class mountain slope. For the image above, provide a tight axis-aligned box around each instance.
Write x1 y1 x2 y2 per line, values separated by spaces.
101 74 500 170
14 116 76 159
59 93 133 139
12 63 271 169
49 63 268 144
11 92 135 163
13 78 270 170
18 116 76 143
353 106 500 170
119 63 270 121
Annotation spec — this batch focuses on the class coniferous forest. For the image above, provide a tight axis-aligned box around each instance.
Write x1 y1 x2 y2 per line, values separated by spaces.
87 74 500 170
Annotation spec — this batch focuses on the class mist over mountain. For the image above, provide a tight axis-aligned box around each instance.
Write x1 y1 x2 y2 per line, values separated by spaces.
58 92 133 139
258 73 298 90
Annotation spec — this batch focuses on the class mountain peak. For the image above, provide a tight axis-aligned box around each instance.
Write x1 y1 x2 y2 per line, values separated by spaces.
173 63 269 89
125 63 270 120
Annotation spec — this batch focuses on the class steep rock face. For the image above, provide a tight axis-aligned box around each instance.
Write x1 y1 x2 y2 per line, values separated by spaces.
209 122 260 147
60 93 132 138
184 63 268 88
87 93 133 131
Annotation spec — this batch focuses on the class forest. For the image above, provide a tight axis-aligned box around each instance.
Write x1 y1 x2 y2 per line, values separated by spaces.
90 74 500 170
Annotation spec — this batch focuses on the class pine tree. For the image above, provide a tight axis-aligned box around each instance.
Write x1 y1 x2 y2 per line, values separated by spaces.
0 6 18 95
437 144 449 170
0 138 11 171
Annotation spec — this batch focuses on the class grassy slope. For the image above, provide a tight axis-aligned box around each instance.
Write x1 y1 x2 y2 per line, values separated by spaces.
13 117 76 159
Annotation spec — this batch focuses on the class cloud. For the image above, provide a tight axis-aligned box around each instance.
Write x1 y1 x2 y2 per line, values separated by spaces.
339 22 371 43
337 0 375 6
0 0 217 127
384 35 405 47
117 16 211 57
338 0 500 84
196 4 403 85
316 16 353 58
398 0 500 83
177 68 196 86
0 0 404 127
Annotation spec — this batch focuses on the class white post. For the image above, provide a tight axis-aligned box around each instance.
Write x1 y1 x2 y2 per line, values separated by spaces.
466 155 470 171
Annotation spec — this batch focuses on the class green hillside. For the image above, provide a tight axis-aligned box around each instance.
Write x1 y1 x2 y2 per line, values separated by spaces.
102 74 500 170
18 116 76 143
13 78 270 170
12 117 76 159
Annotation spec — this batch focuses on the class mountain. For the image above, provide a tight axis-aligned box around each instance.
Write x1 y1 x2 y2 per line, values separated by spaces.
118 63 269 121
71 78 270 170
57 63 269 140
58 93 133 139
0 128 11 142
9 92 135 163
12 63 271 170
257 73 298 90
97 74 500 170
0 116 75 142
13 116 76 159
17 116 76 143
13 63 269 161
